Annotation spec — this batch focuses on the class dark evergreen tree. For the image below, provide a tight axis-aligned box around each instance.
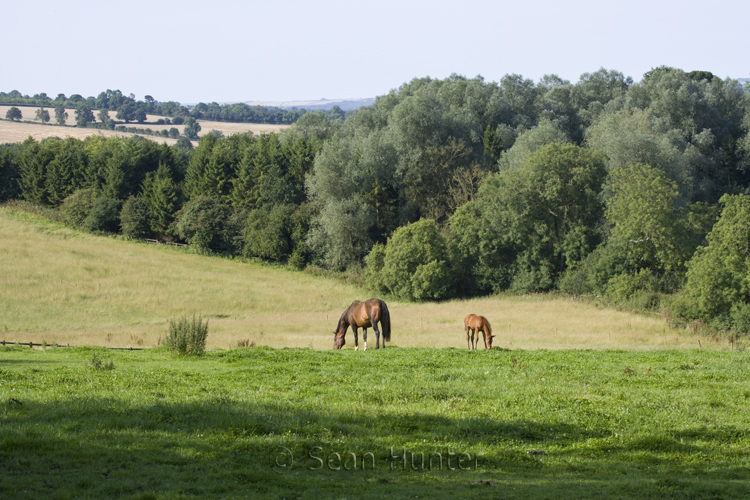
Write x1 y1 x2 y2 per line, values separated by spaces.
120 195 151 239
141 163 182 236
45 138 88 205
0 144 21 201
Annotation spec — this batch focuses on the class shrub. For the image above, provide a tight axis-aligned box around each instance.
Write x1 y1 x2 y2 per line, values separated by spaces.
83 196 121 232
120 196 151 239
243 205 293 261
175 196 240 253
558 265 594 296
630 289 663 312
90 350 115 371
60 188 98 227
509 260 553 293
164 315 209 355
368 219 453 301
680 194 750 323
607 269 657 303
730 304 750 334
243 204 310 267
364 243 386 292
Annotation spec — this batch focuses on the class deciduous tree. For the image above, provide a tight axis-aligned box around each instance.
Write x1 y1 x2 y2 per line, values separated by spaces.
35 107 50 123
678 194 750 327
5 107 22 121
366 219 452 301
75 102 95 127
54 105 68 125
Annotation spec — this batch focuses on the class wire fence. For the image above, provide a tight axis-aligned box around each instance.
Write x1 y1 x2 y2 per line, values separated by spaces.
144 238 187 247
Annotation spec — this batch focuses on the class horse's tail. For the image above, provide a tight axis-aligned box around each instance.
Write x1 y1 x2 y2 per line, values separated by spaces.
379 299 391 341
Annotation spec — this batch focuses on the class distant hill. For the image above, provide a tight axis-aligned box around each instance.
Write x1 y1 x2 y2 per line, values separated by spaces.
738 78 749 84
243 97 375 111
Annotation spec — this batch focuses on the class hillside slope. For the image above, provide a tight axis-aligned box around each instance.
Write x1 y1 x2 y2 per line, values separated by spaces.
0 205 696 351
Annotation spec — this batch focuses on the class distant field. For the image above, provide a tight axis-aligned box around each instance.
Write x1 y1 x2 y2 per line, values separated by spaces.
0 119 179 146
0 204 721 352
0 105 289 145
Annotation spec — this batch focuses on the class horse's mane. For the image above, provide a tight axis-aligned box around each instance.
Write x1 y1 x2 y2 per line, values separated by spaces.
334 312 347 334
483 317 492 337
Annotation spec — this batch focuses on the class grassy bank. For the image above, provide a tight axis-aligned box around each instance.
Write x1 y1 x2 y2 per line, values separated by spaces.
1 346 749 499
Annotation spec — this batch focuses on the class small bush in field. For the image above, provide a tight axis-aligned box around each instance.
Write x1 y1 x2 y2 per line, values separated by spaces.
165 315 209 355
90 350 115 371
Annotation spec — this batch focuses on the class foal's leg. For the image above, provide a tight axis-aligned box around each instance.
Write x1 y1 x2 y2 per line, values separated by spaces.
466 326 471 350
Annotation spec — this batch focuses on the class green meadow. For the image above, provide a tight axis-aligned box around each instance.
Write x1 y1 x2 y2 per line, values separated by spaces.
2 204 750 499
1 346 749 499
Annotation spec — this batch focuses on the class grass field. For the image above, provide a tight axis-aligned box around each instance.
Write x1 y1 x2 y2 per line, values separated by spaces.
0 105 289 146
2 203 749 498
1 345 749 499
0 203 720 352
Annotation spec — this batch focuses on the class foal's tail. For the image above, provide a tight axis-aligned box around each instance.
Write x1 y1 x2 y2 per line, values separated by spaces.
379 299 391 341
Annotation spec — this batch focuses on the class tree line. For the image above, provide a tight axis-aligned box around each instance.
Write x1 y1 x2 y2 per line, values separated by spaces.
0 110 334 264
0 89 348 126
2 67 750 334
306 67 750 333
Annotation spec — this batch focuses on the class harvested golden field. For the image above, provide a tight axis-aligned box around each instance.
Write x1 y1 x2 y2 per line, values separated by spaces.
0 105 290 145
195 119 289 136
0 118 179 146
0 205 717 352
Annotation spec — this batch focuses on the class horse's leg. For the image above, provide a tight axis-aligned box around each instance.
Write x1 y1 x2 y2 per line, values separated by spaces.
368 311 380 349
466 326 471 350
363 328 368 351
353 326 359 351
472 328 477 350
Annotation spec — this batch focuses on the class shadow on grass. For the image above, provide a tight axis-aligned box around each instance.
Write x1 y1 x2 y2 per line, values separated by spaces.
0 359 66 365
1 398 749 499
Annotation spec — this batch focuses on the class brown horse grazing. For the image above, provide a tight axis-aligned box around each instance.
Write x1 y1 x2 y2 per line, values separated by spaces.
464 314 494 350
334 298 391 350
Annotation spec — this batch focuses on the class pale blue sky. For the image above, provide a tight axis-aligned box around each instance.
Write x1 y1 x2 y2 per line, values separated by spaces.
3 0 748 104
